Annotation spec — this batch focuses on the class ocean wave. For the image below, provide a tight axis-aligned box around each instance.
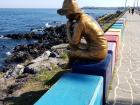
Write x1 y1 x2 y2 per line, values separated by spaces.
45 21 64 27
31 29 44 35
0 35 4 38
0 35 11 39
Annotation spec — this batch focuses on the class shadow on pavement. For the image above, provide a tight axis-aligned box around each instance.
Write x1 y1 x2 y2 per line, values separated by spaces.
107 99 140 105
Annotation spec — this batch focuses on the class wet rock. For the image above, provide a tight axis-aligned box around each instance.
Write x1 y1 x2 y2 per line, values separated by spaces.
27 61 52 73
23 67 37 74
49 57 60 64
6 33 24 39
26 55 62 73
5 24 68 43
49 51 60 58
51 44 68 50
4 24 68 65
31 51 50 63
7 83 23 94
5 64 24 79
51 44 68 57
5 43 51 64
0 77 13 101
1 64 15 73
5 51 32 63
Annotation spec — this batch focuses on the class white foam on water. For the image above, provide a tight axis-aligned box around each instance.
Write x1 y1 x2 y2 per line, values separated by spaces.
45 23 51 27
0 35 11 39
6 52 12 56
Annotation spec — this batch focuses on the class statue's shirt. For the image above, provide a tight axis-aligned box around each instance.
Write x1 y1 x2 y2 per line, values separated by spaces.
68 14 107 51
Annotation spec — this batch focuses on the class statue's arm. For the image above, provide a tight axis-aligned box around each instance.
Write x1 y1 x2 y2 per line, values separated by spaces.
71 23 83 45
66 22 72 43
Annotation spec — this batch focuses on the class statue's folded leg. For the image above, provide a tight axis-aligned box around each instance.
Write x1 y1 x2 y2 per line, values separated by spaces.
68 49 107 61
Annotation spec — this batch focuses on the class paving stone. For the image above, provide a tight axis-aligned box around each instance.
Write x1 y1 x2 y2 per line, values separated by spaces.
133 94 140 105
131 65 140 71
135 79 140 84
118 71 130 77
121 61 130 66
118 83 131 90
131 85 140 95
132 73 140 80
116 88 131 97
128 78 136 85
117 73 131 84
115 102 131 105
116 97 132 105
118 67 129 72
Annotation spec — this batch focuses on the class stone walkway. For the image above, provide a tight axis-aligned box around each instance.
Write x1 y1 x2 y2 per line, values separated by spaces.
108 12 140 105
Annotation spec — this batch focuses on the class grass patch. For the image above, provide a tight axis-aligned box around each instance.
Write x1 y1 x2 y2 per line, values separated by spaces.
0 72 4 78
60 52 68 60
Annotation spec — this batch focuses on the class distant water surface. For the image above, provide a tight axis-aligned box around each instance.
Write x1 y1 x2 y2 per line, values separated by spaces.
0 8 119 35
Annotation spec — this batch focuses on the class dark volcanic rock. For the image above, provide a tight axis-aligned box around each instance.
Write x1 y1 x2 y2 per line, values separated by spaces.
24 67 37 74
5 43 51 64
5 24 68 43
5 51 32 63
4 24 69 64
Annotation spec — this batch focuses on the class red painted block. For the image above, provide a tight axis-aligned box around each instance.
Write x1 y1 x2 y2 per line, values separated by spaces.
105 35 119 59
104 31 121 46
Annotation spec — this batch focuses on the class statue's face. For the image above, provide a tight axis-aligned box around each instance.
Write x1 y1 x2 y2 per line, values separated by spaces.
66 13 79 21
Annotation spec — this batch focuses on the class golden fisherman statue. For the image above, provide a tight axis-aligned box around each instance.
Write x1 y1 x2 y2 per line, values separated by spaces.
57 0 108 67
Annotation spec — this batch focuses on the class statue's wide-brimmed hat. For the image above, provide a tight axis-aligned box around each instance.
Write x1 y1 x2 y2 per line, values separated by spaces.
57 0 83 15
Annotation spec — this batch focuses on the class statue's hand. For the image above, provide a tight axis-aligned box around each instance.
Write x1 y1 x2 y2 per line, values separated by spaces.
66 21 72 29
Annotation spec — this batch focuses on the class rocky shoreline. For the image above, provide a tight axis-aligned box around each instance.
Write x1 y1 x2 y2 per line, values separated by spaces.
2 24 68 69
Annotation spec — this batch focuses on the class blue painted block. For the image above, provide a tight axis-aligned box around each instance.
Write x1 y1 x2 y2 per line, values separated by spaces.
114 23 124 25
118 18 126 23
111 25 124 29
72 54 112 104
108 42 117 73
116 21 124 24
112 23 124 27
112 25 124 36
116 21 125 25
34 73 103 105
